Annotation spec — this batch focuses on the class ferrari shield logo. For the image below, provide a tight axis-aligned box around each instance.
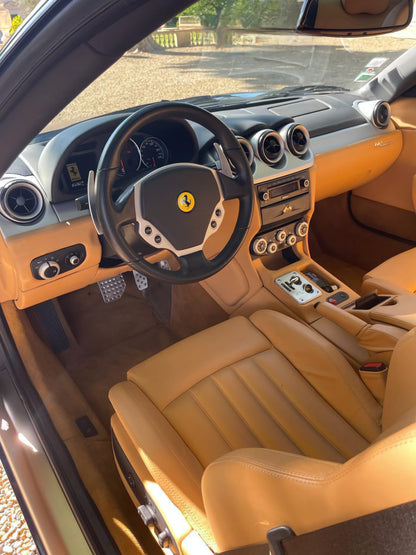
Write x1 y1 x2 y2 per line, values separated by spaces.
177 192 195 213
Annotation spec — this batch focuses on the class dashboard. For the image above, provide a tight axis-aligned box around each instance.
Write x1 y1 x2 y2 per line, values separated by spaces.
0 93 403 308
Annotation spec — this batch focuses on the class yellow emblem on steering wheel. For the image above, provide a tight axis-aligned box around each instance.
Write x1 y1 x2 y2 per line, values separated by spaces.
177 192 195 213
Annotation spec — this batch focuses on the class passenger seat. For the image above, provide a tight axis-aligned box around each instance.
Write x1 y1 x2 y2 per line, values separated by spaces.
362 248 416 296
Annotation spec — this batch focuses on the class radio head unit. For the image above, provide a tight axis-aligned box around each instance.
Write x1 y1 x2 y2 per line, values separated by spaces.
256 170 311 228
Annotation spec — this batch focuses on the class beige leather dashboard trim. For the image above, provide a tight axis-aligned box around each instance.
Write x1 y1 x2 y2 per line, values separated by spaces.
351 129 416 213
0 216 130 309
315 130 402 201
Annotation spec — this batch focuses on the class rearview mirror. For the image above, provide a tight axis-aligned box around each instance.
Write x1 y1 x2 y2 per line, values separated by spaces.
297 0 413 36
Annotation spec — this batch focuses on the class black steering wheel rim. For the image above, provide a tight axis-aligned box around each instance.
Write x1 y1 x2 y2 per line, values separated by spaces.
90 101 253 284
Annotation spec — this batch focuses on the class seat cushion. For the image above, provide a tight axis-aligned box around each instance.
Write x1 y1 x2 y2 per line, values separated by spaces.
109 311 381 516
362 247 416 295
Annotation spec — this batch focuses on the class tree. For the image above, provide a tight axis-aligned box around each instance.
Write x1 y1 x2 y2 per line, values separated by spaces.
181 0 233 28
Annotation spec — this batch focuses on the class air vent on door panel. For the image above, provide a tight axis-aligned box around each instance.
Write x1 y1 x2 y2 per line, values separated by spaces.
284 124 310 156
0 180 44 223
372 101 391 129
237 137 254 166
253 130 284 165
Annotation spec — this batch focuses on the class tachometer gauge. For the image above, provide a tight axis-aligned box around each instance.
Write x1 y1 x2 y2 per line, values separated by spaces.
140 137 169 169
118 138 141 176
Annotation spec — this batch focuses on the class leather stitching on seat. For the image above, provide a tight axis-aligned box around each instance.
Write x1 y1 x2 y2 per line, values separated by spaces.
212 363 299 453
188 387 238 452
251 355 365 458
234 358 348 459
209 454 337 483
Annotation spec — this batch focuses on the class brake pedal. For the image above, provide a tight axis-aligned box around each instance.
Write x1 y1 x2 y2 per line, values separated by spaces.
97 274 126 303
133 270 148 291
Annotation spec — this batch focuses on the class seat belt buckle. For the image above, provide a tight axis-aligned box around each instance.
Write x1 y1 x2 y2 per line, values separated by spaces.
267 526 295 555
359 362 386 372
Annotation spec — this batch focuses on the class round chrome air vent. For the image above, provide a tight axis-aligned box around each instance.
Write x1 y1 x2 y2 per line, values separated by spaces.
284 124 310 157
237 137 254 166
372 101 391 129
1 180 44 223
253 130 284 165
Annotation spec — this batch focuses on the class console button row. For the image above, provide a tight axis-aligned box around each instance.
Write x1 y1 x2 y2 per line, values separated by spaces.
251 220 309 256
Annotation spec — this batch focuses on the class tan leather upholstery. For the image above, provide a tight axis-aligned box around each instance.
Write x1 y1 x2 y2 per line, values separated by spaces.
109 310 416 552
362 247 416 295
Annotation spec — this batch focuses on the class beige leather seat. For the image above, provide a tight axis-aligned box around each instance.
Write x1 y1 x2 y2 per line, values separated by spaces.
362 247 416 295
109 310 416 553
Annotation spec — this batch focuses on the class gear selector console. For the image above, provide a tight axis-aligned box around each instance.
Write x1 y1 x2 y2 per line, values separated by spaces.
275 271 322 304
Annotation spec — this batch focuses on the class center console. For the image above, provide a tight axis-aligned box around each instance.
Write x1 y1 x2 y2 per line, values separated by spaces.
251 170 311 256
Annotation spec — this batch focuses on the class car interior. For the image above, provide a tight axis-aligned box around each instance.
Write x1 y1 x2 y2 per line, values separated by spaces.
0 0 416 554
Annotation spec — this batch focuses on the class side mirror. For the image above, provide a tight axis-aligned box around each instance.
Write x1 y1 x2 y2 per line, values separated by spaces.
297 0 413 36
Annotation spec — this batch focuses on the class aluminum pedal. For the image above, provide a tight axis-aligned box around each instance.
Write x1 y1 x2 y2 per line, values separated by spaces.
133 270 148 291
97 274 126 303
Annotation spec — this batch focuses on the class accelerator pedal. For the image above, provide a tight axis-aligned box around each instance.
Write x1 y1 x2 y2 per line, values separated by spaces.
97 274 126 303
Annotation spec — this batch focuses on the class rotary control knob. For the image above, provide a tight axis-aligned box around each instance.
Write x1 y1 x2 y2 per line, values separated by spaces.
267 242 278 254
251 237 268 256
295 221 309 238
286 234 297 247
275 229 286 243
68 254 80 266
259 191 269 202
37 260 60 280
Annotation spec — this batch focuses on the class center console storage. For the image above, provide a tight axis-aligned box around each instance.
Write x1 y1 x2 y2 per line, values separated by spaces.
350 294 416 331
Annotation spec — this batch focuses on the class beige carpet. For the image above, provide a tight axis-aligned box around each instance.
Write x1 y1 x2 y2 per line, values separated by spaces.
58 275 177 429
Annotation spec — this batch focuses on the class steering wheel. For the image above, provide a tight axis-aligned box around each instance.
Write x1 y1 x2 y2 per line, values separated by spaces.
89 102 253 284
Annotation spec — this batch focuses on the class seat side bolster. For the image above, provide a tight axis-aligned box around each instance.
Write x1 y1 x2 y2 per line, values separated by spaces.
109 381 205 512
361 275 411 296
249 310 381 441
383 327 416 429
202 423 416 552
362 248 416 296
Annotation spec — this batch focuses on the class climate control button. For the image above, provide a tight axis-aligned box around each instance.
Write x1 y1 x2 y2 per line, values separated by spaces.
251 237 268 255
295 221 309 237
275 229 286 243
267 242 278 254
286 234 297 247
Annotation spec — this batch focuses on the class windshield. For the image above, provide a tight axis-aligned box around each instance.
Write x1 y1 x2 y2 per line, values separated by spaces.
5 0 414 131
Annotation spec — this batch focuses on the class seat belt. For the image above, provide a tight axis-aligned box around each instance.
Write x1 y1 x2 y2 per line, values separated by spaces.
268 500 416 555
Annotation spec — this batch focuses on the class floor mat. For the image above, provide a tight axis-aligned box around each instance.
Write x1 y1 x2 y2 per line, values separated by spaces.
58 276 177 428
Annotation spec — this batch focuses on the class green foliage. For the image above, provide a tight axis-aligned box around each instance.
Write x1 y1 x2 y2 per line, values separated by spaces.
181 0 301 29
9 15 23 35
181 0 234 28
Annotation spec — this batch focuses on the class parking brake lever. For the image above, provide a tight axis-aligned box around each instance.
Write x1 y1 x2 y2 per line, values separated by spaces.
314 301 404 353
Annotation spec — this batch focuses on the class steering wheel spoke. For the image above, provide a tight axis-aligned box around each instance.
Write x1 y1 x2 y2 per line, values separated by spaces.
216 170 246 200
112 184 136 229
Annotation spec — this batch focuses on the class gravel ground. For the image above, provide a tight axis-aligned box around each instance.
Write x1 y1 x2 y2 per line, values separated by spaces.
46 34 416 131
0 461 38 555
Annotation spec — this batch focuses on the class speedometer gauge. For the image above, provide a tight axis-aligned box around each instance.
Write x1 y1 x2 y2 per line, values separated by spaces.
118 138 141 176
140 137 169 169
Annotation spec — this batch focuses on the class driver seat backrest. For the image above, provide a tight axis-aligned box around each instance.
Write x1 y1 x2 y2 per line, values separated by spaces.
109 310 416 553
